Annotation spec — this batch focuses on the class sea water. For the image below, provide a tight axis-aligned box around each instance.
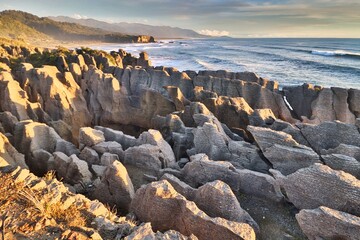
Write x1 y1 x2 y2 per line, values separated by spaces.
91 38 360 89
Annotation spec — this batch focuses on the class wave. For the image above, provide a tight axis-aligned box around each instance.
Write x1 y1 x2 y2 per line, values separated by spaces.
195 59 218 70
311 50 360 59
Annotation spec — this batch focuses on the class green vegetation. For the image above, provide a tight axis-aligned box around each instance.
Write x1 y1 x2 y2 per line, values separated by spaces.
79 47 116 65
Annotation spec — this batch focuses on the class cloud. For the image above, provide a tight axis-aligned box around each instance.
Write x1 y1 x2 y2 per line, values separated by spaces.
73 13 88 19
199 29 230 37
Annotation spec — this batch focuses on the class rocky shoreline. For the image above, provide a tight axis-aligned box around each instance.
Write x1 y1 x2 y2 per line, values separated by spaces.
0 41 359 240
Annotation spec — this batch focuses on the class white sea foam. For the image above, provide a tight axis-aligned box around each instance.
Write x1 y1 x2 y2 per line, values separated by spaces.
311 50 360 58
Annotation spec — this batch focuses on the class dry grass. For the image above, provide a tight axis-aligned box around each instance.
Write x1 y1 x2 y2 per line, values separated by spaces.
0 171 90 239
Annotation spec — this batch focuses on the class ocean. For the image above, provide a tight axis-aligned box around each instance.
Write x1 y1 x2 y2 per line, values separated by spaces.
91 38 360 89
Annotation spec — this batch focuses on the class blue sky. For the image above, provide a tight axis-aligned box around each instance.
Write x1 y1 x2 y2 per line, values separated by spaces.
1 0 359 37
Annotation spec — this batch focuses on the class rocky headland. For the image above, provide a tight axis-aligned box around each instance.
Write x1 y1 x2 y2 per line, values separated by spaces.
0 40 359 240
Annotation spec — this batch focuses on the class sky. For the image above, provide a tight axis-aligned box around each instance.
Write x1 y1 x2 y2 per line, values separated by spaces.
0 0 359 38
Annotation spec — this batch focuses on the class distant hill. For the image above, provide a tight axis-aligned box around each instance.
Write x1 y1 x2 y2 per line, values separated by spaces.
49 16 205 39
0 10 155 44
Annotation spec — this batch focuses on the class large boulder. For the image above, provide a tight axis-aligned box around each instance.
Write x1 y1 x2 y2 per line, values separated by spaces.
320 143 360 160
124 144 170 189
52 153 93 185
278 164 360 216
321 154 360 178
192 122 231 160
298 121 360 153
130 180 256 240
181 154 283 202
137 129 176 167
248 126 320 174
296 206 360 240
89 160 134 213
161 174 258 231
263 144 320 175
247 126 298 152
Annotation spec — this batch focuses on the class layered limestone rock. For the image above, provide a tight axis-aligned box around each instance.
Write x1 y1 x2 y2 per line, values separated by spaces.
89 160 135 213
296 207 360 240
130 180 256 240
298 121 360 153
277 164 360 216
181 154 283 202
161 174 259 232
13 121 78 175
0 71 47 122
283 84 359 124
0 132 27 168
248 126 320 174
22 65 91 141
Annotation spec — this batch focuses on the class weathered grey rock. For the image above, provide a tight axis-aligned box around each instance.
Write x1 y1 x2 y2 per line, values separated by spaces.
181 154 283 202
160 174 258 231
247 126 298 152
93 141 124 160
68 154 93 183
69 63 82 84
137 130 176 167
263 144 320 175
89 160 134 213
124 144 168 170
125 222 197 240
100 152 119 166
194 180 259 232
307 88 336 123
320 143 360 160
269 119 309 146
298 121 360 153
228 141 269 172
322 154 360 178
95 126 137 150
55 139 80 156
192 122 231 160
79 127 105 148
91 165 106 178
279 164 360 216
283 84 320 120
53 152 92 185
49 120 74 143
296 206 360 240
332 87 356 124
160 173 196 199
130 180 256 240
79 147 100 165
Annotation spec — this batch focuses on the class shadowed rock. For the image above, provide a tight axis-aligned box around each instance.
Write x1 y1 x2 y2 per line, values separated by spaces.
89 160 134 212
